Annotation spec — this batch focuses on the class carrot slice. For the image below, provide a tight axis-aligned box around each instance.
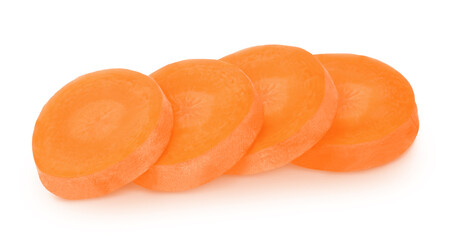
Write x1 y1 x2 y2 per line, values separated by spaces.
134 59 263 191
293 54 419 171
32 69 173 199
220 45 338 175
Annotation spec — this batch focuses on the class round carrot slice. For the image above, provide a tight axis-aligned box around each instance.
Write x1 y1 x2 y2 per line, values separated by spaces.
32 69 173 199
134 59 263 191
220 45 338 175
293 54 419 171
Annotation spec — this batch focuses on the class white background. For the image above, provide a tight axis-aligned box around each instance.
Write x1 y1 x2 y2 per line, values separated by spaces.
1 0 454 239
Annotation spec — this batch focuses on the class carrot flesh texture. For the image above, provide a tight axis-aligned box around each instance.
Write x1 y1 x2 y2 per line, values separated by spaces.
293 54 419 171
135 59 263 191
33 69 173 199
221 45 338 175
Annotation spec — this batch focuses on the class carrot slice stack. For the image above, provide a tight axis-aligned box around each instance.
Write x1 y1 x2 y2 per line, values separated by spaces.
293 54 419 171
135 59 263 191
221 45 338 175
32 69 173 199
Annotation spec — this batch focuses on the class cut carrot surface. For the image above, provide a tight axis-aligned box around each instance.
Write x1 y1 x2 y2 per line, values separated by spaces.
220 45 338 175
134 59 263 191
32 69 173 199
293 54 419 171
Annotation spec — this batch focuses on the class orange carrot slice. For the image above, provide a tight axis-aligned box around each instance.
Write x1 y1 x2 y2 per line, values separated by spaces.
134 59 263 191
293 54 419 171
220 45 338 175
32 69 173 199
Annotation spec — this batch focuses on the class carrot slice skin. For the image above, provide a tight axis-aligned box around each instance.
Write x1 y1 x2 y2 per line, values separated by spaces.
293 54 419 171
33 69 173 199
221 45 338 175
135 59 263 191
